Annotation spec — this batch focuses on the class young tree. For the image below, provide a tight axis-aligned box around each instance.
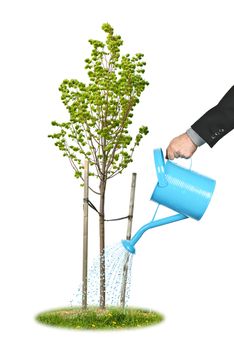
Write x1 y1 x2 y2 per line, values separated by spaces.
48 23 149 309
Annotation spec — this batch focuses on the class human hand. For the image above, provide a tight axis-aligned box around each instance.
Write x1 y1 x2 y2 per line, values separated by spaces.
166 133 197 160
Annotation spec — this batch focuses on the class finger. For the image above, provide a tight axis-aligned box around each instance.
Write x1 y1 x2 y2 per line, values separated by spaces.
165 148 169 159
174 152 180 158
167 150 175 160
178 153 186 159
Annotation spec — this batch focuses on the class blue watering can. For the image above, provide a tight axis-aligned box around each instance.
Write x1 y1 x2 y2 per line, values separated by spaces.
122 148 216 254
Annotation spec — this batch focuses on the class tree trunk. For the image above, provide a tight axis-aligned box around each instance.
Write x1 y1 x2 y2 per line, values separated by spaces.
82 159 89 309
99 179 106 309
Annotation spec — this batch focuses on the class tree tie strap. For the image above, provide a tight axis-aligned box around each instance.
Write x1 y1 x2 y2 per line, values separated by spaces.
84 198 132 222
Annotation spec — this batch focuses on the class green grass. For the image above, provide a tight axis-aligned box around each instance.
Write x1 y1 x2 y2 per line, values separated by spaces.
36 307 164 330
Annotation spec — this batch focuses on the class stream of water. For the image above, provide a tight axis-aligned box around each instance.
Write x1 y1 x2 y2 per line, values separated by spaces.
70 242 134 307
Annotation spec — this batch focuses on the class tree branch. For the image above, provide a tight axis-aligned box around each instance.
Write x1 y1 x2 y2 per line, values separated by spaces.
64 141 101 195
105 96 134 172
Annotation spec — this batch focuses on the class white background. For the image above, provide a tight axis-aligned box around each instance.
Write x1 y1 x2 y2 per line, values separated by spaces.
1 0 234 349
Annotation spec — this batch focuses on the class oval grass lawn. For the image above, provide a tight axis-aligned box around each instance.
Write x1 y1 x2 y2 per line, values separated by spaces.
36 307 164 330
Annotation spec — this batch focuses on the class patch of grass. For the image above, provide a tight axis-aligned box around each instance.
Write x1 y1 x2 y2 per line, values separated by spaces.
35 307 164 330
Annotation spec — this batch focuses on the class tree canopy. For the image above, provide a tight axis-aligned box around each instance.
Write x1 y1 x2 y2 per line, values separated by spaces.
48 23 149 184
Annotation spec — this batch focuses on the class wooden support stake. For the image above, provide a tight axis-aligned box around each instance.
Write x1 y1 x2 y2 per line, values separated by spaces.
82 159 89 309
120 173 137 308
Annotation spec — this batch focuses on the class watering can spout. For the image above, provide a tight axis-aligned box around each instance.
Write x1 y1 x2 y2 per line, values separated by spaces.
122 239 136 254
122 213 188 254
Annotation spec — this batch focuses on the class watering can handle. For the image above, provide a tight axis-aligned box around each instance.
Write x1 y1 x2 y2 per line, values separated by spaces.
173 157 193 170
153 149 168 187
154 148 193 187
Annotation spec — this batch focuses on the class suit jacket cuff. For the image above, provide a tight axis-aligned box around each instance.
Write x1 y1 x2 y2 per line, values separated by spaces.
191 86 234 147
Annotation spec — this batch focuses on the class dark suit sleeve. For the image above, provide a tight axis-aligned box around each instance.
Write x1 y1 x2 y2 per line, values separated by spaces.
191 86 234 147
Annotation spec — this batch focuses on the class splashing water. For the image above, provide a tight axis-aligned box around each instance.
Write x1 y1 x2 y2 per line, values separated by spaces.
70 242 134 307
